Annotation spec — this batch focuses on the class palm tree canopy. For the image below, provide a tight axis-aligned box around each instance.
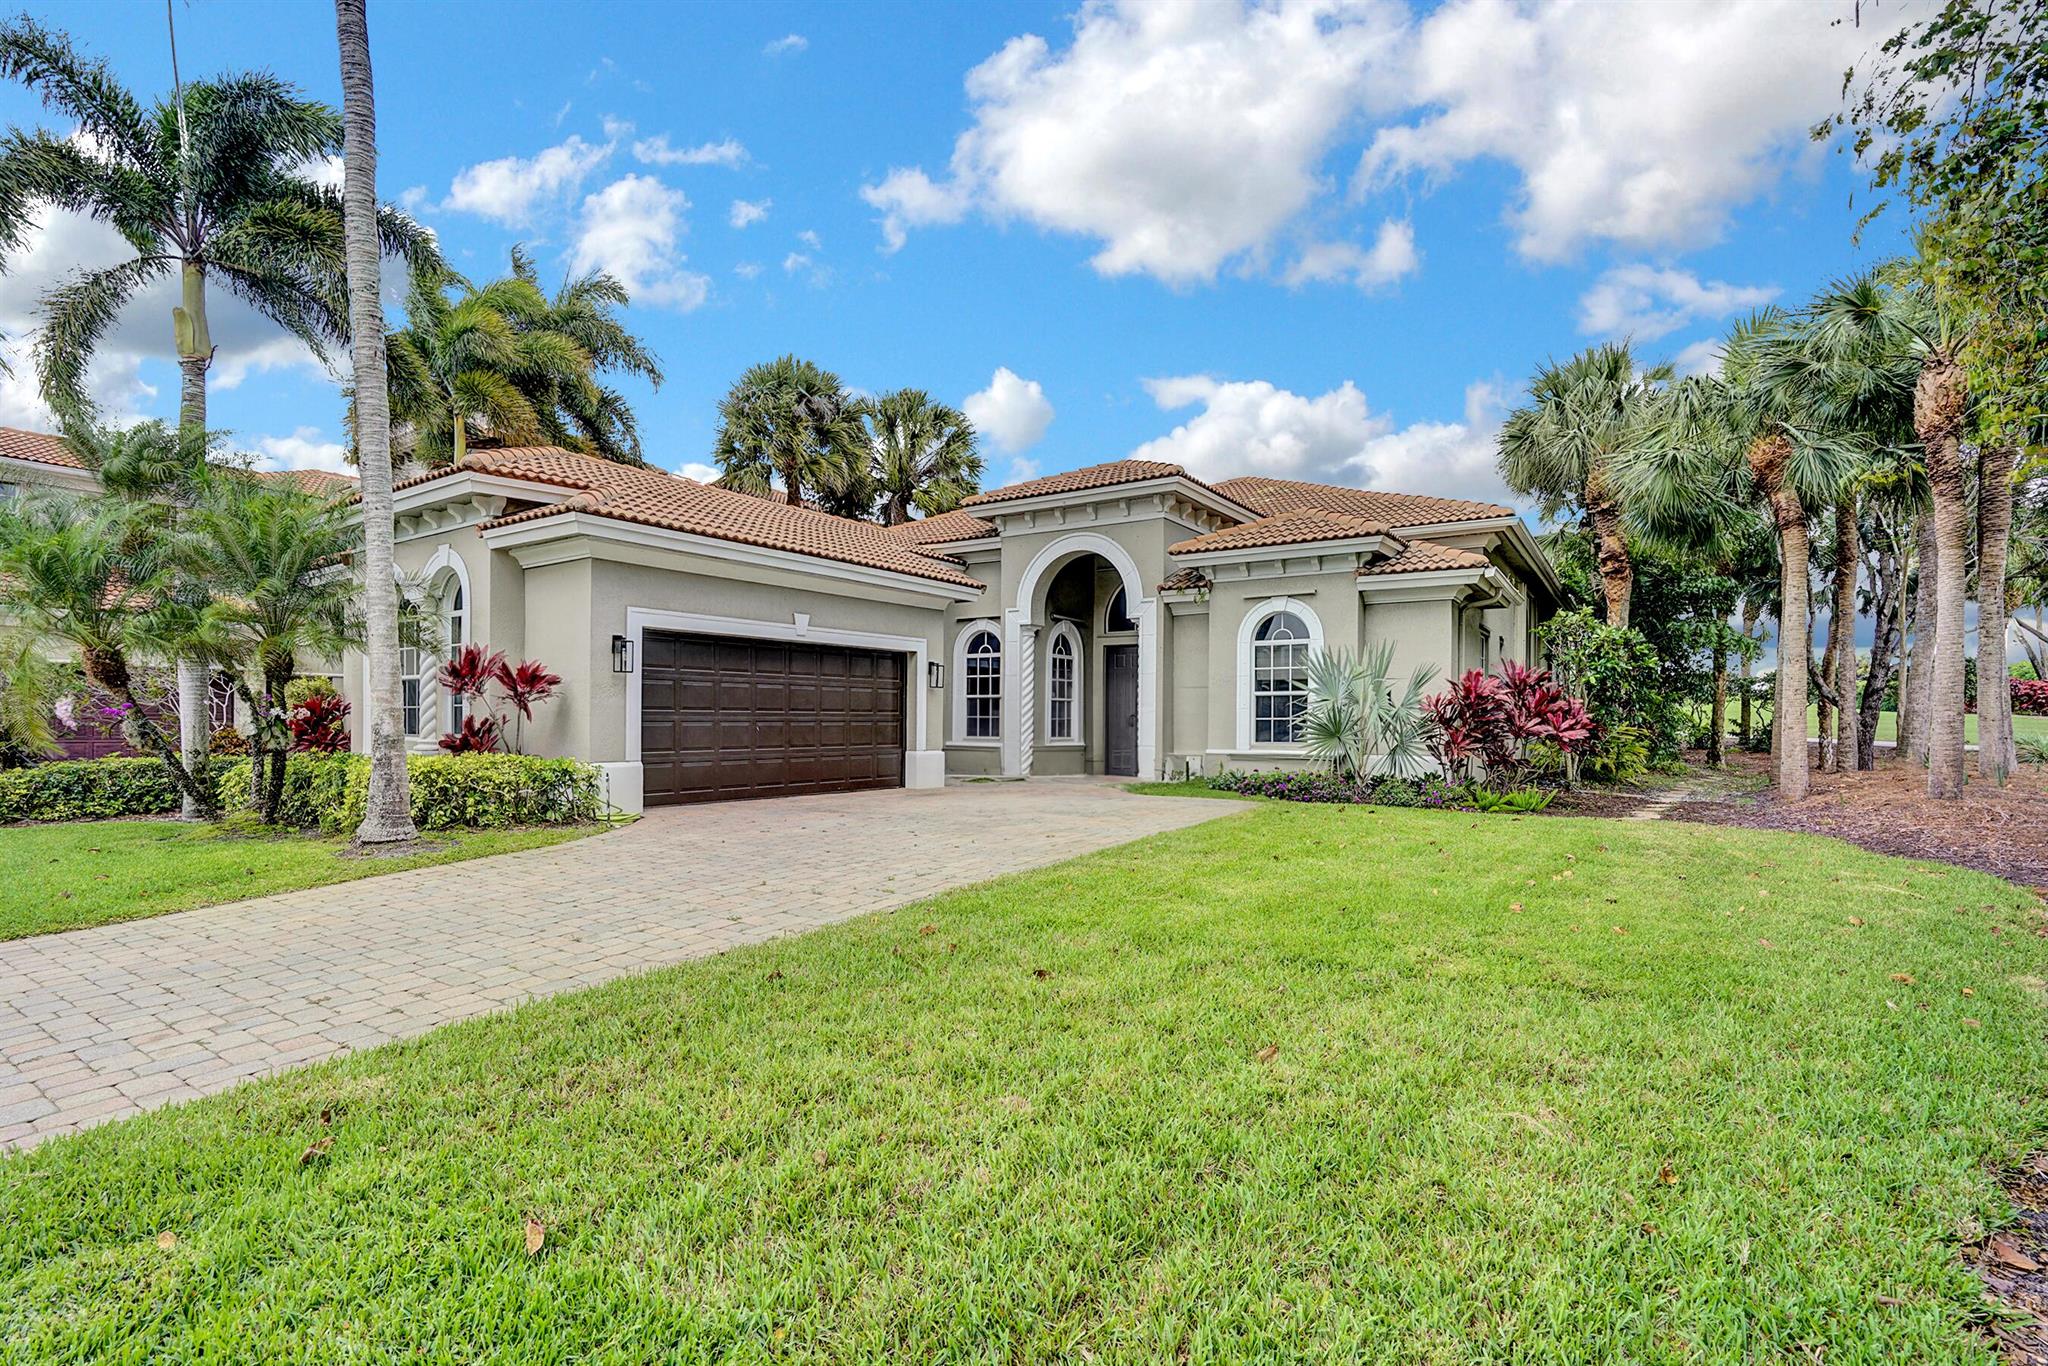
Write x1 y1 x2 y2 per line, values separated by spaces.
865 389 983 524
711 355 869 512
0 16 441 417
1497 342 1672 522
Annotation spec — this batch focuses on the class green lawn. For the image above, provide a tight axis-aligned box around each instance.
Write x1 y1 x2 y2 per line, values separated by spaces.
4 804 2045 1361
1800 706 2048 744
0 820 602 941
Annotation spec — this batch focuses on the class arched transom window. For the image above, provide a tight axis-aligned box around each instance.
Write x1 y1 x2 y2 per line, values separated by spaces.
1046 622 1080 742
963 627 1001 739
1251 610 1312 743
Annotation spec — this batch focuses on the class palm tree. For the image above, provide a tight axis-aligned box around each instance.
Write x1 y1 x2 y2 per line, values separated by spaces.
504 245 664 461
1498 343 1671 629
0 14 438 812
176 476 362 822
1976 442 2018 783
865 389 983 525
0 487 215 815
711 355 869 512
336 0 413 844
1907 297 1973 799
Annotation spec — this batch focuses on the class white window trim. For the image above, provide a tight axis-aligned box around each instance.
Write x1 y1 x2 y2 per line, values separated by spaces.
1101 586 1137 636
951 621 1003 747
418 544 474 738
1235 596 1325 752
1042 619 1084 746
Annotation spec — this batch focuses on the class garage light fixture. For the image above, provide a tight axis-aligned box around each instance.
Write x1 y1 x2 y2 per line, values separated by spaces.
611 634 634 673
927 661 945 690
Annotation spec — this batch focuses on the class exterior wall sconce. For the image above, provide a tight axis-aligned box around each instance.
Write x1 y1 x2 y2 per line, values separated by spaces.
927 661 945 690
611 634 634 673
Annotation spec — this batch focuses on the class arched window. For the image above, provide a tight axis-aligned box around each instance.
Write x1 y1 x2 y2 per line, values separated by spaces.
444 583 468 730
962 627 1001 740
1251 610 1312 744
1046 621 1081 742
1103 586 1135 634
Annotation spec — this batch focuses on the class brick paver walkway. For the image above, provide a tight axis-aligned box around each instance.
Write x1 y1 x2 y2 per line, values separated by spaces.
0 780 1237 1150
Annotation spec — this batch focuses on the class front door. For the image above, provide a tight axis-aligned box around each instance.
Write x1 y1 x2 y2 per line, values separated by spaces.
1105 643 1138 776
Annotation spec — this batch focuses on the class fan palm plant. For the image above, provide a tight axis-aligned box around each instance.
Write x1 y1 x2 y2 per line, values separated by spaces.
711 355 869 513
865 389 984 525
1299 643 1436 781
0 14 438 808
1498 343 1672 629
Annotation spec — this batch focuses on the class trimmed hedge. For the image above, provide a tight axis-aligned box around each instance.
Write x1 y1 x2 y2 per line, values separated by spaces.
1208 769 1472 809
2014 678 2048 717
1 756 220 823
216 752 600 832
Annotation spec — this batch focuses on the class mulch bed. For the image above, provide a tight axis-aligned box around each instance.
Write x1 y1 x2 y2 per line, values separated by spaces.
1669 752 2048 895
1972 1160 2048 1363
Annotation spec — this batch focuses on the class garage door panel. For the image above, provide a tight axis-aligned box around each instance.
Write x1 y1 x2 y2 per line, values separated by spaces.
640 631 907 805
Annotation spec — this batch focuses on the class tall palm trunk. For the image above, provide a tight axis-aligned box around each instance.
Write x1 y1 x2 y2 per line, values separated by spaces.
1708 642 1727 768
1900 511 1937 763
337 0 415 844
1859 530 1903 772
1917 350 1970 799
1828 496 1859 774
173 267 212 818
1737 596 1757 748
1585 461 1632 629
1816 622 1836 771
1977 444 2016 783
1751 434 1809 799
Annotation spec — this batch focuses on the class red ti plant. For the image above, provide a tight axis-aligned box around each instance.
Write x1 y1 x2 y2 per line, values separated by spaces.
1425 660 1594 786
492 657 561 753
436 643 561 753
289 692 353 753
438 714 503 753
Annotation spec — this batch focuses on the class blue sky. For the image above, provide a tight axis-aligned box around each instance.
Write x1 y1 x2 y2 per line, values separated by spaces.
0 0 1917 511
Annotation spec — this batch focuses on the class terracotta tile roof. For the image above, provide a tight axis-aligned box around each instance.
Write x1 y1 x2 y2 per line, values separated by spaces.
478 458 983 589
257 468 357 497
1210 475 1513 527
0 426 83 469
1157 568 1209 593
1358 539 1492 577
1168 506 1391 555
962 459 1198 506
883 507 997 544
391 445 631 493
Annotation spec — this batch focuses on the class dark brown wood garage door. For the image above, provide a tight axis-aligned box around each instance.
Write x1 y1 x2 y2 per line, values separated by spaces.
639 631 906 805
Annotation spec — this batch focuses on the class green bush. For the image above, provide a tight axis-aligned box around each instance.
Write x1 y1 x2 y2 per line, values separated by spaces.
1 756 218 822
216 751 599 832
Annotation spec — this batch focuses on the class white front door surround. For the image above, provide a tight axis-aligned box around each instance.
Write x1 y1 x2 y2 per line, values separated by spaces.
1004 533 1158 781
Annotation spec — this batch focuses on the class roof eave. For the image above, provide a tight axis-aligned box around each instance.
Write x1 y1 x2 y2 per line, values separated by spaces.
1170 531 1394 566
966 474 1261 524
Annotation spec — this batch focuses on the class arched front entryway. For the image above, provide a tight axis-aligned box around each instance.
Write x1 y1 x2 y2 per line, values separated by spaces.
1003 532 1158 780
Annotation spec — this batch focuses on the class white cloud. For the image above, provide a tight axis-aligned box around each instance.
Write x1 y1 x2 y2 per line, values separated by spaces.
1576 263 1778 343
442 134 612 226
780 250 830 287
733 260 763 279
764 33 808 57
678 460 721 482
729 197 770 228
253 427 351 473
1130 373 1515 507
1283 219 1420 290
860 166 972 253
963 367 1055 454
797 229 822 250
1672 337 1726 378
633 134 748 168
571 175 709 310
1358 0 1897 261
861 1 1401 284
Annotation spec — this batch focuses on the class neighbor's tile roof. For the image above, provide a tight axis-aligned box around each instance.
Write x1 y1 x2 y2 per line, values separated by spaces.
1210 475 1513 527
257 468 357 497
1168 506 1391 555
391 445 634 493
1357 540 1492 576
1157 568 1209 592
0 426 83 469
884 507 997 544
467 453 983 589
963 458 1241 507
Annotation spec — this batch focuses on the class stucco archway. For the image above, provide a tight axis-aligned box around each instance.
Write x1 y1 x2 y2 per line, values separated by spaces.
1004 533 1158 780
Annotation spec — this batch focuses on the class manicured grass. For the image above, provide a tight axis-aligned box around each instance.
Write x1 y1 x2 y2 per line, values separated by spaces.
1800 706 2048 744
0 820 603 941
3 805 2045 1360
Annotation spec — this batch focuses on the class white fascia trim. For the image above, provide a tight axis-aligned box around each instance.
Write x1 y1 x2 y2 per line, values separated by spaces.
903 535 1000 553
624 607 932 765
1171 533 1390 570
1356 567 1491 596
967 475 1261 525
391 471 575 518
1398 515 1562 599
484 510 983 603
0 454 97 490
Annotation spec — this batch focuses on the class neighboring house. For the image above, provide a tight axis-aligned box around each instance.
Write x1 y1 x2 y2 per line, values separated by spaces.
1 426 357 760
352 446 1560 811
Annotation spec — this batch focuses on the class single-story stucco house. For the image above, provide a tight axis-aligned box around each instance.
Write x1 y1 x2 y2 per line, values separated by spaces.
358 445 1561 811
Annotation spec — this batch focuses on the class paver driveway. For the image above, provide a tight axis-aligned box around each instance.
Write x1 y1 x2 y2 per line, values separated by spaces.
0 781 1237 1150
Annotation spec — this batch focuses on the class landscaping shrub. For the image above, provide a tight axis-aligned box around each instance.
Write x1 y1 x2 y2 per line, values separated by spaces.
2013 678 2048 716
288 691 351 752
1537 609 1688 768
1 755 229 822
214 751 599 832
1206 769 1470 809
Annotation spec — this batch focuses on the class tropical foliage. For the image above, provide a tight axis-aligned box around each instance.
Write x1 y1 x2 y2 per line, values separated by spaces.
435 643 562 754
1422 660 1594 788
711 355 870 514
1297 643 1435 781
865 389 984 525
